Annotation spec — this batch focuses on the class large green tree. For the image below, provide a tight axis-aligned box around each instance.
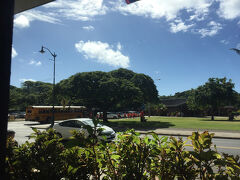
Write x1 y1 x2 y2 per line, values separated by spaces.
9 69 159 122
56 69 158 121
9 81 52 111
21 81 52 106
110 68 158 104
131 73 158 103
56 70 145 122
187 78 236 120
110 68 135 80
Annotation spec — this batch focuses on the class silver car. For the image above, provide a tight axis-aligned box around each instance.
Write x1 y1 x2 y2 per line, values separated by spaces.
53 118 116 141
107 112 118 119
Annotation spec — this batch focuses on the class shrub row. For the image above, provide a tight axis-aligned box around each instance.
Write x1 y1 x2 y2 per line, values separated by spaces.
6 128 240 180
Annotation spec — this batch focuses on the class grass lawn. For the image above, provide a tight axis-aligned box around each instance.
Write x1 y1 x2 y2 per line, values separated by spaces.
104 116 240 132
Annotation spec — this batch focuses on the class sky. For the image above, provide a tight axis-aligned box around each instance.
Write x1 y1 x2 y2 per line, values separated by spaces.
11 0 240 96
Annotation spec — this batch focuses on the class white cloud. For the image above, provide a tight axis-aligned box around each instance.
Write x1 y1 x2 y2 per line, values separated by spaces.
217 0 240 19
117 42 122 51
82 25 95 31
170 19 194 33
220 39 229 45
114 0 212 21
114 0 214 36
197 21 222 37
35 61 42 66
44 0 108 21
19 79 36 82
29 60 35 65
12 0 239 39
12 47 18 58
75 40 130 68
14 10 60 29
29 60 42 66
14 15 30 28
189 13 206 21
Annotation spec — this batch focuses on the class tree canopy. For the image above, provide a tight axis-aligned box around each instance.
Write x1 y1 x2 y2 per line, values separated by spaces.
187 77 237 120
9 81 52 111
11 70 239 121
10 69 158 116
56 69 158 121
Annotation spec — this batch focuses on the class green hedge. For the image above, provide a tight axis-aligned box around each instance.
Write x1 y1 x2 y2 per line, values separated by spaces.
6 128 240 180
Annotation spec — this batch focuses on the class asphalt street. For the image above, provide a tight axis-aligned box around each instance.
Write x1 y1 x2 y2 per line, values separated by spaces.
8 121 240 156
8 121 39 144
140 134 240 156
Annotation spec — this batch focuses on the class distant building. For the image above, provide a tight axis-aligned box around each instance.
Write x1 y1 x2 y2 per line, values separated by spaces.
160 98 188 116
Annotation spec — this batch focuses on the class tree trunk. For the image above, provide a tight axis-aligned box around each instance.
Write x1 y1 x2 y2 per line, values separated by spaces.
103 111 108 123
211 109 214 120
228 113 234 121
211 115 214 120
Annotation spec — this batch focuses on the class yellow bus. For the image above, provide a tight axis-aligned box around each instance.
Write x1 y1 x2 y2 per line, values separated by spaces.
25 106 89 123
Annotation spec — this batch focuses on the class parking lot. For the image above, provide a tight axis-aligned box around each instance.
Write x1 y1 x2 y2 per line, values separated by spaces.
8 120 42 144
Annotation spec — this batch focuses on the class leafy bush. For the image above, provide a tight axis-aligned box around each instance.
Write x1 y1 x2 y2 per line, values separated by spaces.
6 126 240 179
6 128 65 180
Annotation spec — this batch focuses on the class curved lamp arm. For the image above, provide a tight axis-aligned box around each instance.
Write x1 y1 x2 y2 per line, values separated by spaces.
40 46 57 58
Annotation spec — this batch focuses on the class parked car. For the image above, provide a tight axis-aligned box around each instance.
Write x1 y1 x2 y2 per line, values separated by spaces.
107 112 118 119
16 112 26 118
9 111 26 119
53 118 116 141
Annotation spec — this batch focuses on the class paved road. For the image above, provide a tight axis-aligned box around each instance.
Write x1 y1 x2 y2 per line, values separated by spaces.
140 134 240 156
8 121 240 156
8 121 41 144
211 138 240 156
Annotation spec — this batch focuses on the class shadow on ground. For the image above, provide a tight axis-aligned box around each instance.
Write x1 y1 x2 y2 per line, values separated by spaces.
102 119 175 132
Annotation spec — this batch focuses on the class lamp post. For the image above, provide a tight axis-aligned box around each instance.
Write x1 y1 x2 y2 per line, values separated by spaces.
40 46 57 127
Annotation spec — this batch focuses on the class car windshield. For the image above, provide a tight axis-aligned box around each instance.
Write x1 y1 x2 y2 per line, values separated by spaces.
81 120 103 127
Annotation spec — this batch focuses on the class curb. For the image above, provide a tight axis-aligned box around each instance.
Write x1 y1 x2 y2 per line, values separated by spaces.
30 125 51 130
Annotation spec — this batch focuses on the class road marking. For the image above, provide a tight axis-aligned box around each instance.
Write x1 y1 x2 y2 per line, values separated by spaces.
215 146 240 150
186 144 240 150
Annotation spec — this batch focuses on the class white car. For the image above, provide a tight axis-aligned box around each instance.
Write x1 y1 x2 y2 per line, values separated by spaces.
107 112 118 119
53 118 116 141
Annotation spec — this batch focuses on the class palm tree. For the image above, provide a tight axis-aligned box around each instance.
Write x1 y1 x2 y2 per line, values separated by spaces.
61 97 70 108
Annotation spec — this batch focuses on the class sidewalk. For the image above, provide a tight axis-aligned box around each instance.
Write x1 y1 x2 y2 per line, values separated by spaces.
136 128 240 139
30 124 51 129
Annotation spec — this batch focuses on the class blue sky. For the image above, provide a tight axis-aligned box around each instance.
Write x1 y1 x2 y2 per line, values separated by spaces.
11 0 240 96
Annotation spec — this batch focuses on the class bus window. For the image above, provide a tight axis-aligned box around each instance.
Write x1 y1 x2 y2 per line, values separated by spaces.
25 106 88 122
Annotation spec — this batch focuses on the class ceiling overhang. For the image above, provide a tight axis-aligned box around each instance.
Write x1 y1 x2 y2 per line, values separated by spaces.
14 0 55 14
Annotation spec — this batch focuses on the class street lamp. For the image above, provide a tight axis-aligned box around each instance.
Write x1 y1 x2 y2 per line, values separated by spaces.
39 46 57 127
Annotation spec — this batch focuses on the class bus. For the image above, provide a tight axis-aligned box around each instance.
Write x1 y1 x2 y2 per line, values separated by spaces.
25 106 88 123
